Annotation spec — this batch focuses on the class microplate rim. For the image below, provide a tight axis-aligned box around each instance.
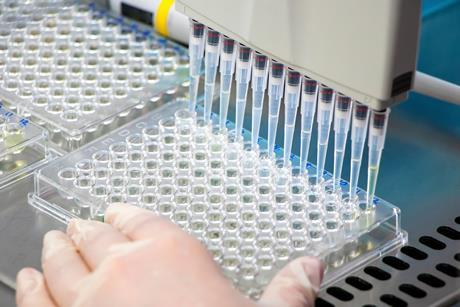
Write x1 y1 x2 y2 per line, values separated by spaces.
0 103 52 188
0 102 48 160
0 142 52 189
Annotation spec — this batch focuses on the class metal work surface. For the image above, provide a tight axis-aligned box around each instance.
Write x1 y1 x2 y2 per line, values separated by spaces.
0 2 459 307
0 175 65 304
316 214 460 306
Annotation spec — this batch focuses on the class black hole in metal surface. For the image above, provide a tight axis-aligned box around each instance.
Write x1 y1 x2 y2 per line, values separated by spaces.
419 236 446 250
454 253 460 262
382 256 410 270
436 263 460 277
437 226 460 240
400 246 428 260
399 284 427 298
364 266 391 281
345 276 373 291
455 216 460 224
380 294 408 307
326 287 354 301
362 305 377 307
417 273 445 288
315 297 335 307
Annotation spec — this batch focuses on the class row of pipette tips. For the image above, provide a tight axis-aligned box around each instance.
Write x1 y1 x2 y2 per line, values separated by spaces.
187 20 390 209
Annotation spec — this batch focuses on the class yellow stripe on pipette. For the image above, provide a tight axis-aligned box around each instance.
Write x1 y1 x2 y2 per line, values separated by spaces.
154 0 175 37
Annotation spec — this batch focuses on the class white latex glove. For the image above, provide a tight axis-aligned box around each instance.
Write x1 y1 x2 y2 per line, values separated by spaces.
16 204 324 307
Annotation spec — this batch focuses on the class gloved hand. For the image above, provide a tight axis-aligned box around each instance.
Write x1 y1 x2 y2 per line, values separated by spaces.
16 203 324 307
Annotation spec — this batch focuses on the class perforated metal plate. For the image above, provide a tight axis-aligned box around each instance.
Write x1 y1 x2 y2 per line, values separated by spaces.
316 216 460 307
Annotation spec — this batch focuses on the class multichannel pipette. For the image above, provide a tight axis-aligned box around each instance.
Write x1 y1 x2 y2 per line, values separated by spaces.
316 85 335 183
367 109 390 208
203 28 221 120
251 52 269 148
333 94 353 189
219 36 237 129
188 20 205 112
185 23 395 208
283 69 301 166
300 77 318 173
267 61 286 156
177 0 437 219
234 44 253 137
349 102 370 199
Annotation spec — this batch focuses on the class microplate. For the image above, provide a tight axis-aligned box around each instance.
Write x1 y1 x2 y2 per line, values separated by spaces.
0 102 49 188
29 100 406 298
0 0 189 151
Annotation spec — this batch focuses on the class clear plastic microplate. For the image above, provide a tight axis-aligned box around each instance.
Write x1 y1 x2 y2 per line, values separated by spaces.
0 0 189 151
29 100 406 298
0 102 49 188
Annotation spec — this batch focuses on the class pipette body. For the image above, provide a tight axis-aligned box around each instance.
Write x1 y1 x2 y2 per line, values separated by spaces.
300 77 318 173
316 85 335 183
234 44 253 138
283 69 301 166
203 29 222 120
188 20 206 112
333 94 352 190
267 61 286 156
366 109 390 208
251 53 269 148
219 37 237 129
349 102 370 199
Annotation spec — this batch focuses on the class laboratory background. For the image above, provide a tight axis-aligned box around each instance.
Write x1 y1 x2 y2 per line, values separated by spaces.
0 0 459 306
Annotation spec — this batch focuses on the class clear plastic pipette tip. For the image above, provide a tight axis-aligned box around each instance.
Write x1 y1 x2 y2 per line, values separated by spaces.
283 69 301 166
349 102 370 199
366 109 390 208
251 52 269 148
189 75 200 112
219 36 237 130
203 28 221 121
267 61 286 156
300 77 318 173
188 20 206 112
333 94 352 190
234 44 253 138
316 85 335 183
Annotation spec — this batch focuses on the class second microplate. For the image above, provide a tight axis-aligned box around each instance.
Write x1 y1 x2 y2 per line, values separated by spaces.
0 102 49 188
0 0 189 151
29 99 406 298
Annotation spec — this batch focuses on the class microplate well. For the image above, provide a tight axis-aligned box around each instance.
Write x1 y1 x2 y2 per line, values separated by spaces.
0 102 49 188
0 0 189 151
29 99 406 297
